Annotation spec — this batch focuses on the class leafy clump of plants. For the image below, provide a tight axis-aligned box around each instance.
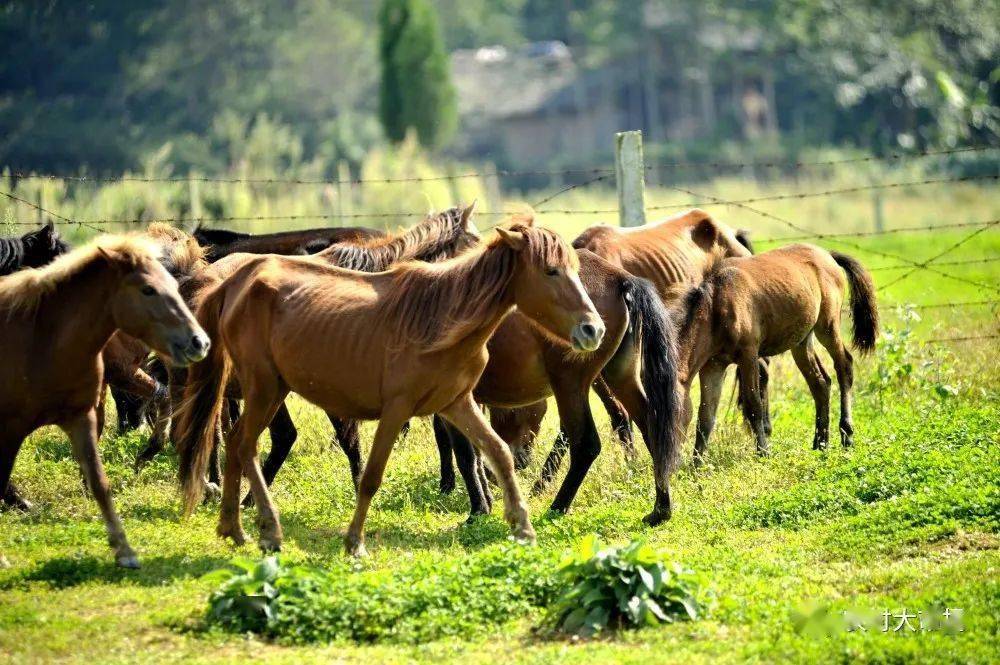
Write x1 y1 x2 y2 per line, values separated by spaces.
545 535 709 637
202 541 562 644
201 536 708 644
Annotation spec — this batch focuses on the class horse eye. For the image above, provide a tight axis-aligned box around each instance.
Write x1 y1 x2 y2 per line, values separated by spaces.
546 267 559 277
141 285 156 296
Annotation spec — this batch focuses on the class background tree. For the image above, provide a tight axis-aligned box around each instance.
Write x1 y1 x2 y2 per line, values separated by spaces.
378 0 457 148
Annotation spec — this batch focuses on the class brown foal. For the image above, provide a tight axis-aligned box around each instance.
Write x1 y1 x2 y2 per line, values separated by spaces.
174 224 605 556
0 236 209 567
673 244 879 458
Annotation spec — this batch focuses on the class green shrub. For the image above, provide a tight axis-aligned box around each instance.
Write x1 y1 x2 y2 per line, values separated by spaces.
545 535 709 637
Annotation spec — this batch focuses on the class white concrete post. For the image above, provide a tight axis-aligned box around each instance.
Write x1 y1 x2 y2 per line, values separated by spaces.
615 130 646 228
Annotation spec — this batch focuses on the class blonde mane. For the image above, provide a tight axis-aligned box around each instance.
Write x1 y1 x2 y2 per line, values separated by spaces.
144 223 207 276
381 224 578 350
0 234 164 314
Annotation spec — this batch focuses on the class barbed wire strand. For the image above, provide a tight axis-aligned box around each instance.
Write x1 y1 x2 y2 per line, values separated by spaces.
658 182 1000 294
877 221 1000 292
646 145 998 172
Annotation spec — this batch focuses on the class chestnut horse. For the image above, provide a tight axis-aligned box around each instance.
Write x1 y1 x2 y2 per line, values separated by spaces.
0 235 209 567
254 238 684 526
174 224 604 556
674 244 879 458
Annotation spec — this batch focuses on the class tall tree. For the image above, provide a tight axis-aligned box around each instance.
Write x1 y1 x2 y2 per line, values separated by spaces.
378 0 457 148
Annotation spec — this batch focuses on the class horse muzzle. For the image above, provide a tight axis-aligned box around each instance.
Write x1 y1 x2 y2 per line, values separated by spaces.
170 331 211 365
570 320 605 353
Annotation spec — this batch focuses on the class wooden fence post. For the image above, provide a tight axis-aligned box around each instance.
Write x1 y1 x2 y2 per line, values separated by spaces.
615 130 646 228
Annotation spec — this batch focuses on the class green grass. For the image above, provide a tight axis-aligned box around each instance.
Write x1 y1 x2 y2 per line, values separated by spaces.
1 178 998 663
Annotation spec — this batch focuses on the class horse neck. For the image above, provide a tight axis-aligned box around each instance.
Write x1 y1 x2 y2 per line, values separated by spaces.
40 260 120 360
390 241 517 351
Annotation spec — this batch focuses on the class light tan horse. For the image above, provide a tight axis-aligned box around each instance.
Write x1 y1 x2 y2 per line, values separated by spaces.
0 235 209 567
174 224 604 556
673 244 879 458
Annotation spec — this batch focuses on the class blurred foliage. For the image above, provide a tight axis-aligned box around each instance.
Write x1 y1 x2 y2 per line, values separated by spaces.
378 0 457 148
0 1 996 176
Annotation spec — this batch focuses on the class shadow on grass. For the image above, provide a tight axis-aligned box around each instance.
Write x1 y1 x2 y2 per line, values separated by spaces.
0 552 230 590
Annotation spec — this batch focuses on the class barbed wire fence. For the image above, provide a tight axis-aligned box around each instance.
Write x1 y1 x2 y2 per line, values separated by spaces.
2 141 997 348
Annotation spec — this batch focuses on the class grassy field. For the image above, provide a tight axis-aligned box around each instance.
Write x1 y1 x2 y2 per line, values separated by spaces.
1 177 998 663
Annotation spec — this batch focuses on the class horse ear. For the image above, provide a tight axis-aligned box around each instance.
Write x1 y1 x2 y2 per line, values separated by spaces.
691 217 718 251
495 226 527 251
42 219 55 234
460 200 478 231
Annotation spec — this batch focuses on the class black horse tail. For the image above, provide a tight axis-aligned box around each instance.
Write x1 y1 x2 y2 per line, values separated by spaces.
621 276 683 482
735 229 756 255
174 283 231 517
831 251 880 354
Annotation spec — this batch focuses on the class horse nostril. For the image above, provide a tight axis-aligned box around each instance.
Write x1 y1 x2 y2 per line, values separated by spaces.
191 335 209 352
581 323 597 338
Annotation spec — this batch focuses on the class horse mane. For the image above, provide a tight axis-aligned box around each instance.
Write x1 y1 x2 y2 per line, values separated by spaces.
145 223 207 277
0 234 164 314
382 223 576 350
677 278 716 338
318 206 473 272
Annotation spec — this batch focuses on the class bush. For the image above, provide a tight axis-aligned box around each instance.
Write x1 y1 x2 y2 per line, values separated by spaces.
545 535 709 637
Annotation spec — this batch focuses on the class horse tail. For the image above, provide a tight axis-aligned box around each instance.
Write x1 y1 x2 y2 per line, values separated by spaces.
831 251 880 354
621 275 683 481
174 283 231 517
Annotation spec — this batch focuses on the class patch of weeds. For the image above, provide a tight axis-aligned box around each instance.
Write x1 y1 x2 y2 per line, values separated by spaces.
202 541 562 644
543 534 710 638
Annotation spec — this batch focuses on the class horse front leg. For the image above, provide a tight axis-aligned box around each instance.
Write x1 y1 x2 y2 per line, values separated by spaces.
432 414 456 494
61 410 137 568
694 361 727 466
440 394 534 543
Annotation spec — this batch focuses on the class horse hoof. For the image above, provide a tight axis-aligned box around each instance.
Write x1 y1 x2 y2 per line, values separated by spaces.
202 483 222 504
439 479 455 495
511 525 537 545
3 496 34 512
344 536 368 557
643 510 671 527
218 526 247 546
258 539 281 554
116 553 141 569
241 493 255 509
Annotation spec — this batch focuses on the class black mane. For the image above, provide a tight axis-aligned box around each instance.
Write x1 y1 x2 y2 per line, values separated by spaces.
0 222 70 276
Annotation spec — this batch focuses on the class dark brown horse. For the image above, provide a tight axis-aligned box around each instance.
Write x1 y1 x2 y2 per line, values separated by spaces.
194 225 383 262
0 221 69 276
174 224 604 555
0 235 209 567
0 221 70 510
674 244 879 458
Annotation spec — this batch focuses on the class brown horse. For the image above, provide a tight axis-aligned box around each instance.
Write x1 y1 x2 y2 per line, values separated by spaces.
445 248 683 525
511 209 764 479
174 224 604 555
673 244 879 458
0 235 209 567
247 215 684 527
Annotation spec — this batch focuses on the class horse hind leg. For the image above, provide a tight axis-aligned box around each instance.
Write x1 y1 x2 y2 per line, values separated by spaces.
446 423 493 521
1 433 31 512
432 414 456 494
694 361 727 467
791 336 832 450
736 353 770 456
332 415 363 493
815 327 855 448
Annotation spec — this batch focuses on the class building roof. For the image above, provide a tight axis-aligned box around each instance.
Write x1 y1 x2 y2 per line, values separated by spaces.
450 43 579 120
